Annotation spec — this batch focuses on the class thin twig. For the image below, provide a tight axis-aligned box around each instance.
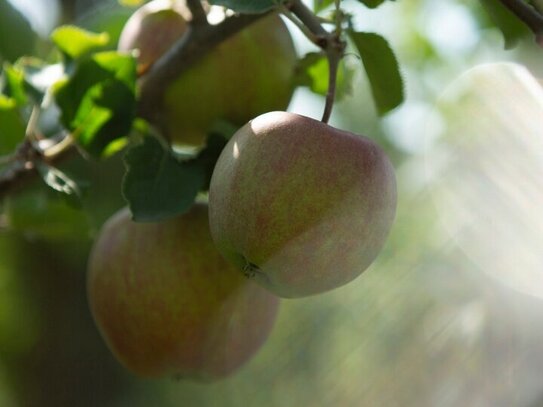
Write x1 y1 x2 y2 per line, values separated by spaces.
25 105 41 141
279 4 318 42
334 0 342 34
287 0 328 37
42 134 75 159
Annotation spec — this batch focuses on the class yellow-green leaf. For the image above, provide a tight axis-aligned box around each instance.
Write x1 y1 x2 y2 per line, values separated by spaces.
50 26 110 60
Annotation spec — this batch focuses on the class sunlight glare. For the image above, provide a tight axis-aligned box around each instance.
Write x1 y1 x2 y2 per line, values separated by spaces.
427 62 543 299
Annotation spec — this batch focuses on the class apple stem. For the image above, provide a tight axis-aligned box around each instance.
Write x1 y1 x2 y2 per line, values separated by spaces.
497 0 543 46
322 49 340 123
284 0 346 123
320 0 348 123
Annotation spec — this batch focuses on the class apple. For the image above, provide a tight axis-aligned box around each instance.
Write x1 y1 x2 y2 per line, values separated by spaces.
87 203 280 379
117 0 190 75
208 112 397 298
118 0 298 147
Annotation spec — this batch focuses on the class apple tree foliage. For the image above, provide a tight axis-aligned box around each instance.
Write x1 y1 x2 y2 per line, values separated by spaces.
0 0 537 230
0 0 402 227
0 0 541 402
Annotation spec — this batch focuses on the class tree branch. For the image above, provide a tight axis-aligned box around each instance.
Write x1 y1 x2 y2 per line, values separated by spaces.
497 0 543 45
287 0 328 37
0 139 42 199
186 0 209 26
138 13 268 122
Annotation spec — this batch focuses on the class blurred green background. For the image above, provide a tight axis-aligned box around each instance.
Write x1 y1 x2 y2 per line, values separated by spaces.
1 0 543 406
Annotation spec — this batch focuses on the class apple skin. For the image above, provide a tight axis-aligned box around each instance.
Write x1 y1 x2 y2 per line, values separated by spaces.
161 14 297 147
117 0 189 75
118 0 297 147
87 203 279 379
208 112 397 298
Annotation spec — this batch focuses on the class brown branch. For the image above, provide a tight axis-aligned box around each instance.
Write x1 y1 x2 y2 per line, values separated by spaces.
138 13 268 122
0 132 81 197
186 0 209 26
0 140 41 199
496 0 543 45
287 0 328 37
0 163 38 199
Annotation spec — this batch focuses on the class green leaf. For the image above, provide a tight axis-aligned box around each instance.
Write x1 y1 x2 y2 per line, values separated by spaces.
0 95 25 155
294 52 354 101
479 0 531 49
4 59 64 106
119 0 145 5
77 2 134 49
207 0 278 14
294 53 325 89
2 64 27 106
50 26 110 60
0 0 36 63
357 0 388 8
314 0 335 13
349 31 404 115
3 178 90 241
54 51 137 157
122 136 206 222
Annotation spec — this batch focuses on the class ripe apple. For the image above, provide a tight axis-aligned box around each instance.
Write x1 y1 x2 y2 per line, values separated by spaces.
87 203 280 379
208 112 397 298
118 0 298 147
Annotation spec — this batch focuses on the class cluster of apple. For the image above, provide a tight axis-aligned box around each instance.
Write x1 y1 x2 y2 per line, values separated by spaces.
87 0 397 380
